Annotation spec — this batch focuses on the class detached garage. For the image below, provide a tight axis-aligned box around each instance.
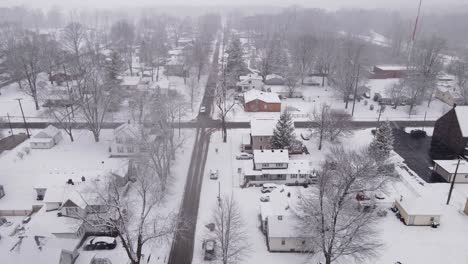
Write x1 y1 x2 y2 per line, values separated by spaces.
394 197 442 226
30 125 62 149
433 160 468 183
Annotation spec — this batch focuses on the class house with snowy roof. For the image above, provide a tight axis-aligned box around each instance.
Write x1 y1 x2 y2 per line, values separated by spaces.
242 119 278 152
432 105 468 157
243 89 281 112
120 76 142 90
236 73 264 92
242 149 316 186
370 65 408 79
433 159 468 183
259 186 313 252
393 196 442 226
264 74 285 85
109 123 142 157
30 125 62 149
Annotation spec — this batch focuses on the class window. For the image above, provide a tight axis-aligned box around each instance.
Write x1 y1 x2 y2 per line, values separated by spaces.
290 174 297 179
300 174 305 178
281 239 285 245
126 146 134 153
264 105 267 109
248 80 252 84
65 207 79 216
302 240 306 245
117 146 124 153
116 137 123 144
276 163 283 167
278 215 283 220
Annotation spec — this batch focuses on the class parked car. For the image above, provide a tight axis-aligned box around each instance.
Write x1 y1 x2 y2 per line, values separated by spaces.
260 194 270 202
209 169 219 180
90 257 112 264
84 236 117 251
261 183 277 193
410 129 427 138
236 152 253 160
199 106 206 114
204 239 216 261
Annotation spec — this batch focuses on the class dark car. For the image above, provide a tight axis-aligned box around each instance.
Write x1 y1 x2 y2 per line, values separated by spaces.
204 239 216 261
84 236 117 251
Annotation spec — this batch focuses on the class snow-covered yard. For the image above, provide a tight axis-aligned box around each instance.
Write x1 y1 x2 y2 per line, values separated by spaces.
192 128 468 264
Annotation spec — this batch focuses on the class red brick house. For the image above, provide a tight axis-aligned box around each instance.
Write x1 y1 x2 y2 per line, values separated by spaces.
244 89 281 112
370 65 408 79
431 105 468 157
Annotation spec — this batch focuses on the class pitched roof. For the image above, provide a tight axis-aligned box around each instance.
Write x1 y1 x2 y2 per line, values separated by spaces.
33 125 60 139
455 106 468 137
268 215 305 238
396 196 442 216
244 89 280 104
250 119 277 136
253 149 289 164
375 65 408 71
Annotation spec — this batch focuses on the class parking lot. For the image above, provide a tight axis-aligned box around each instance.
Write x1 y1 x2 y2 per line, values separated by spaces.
392 128 445 183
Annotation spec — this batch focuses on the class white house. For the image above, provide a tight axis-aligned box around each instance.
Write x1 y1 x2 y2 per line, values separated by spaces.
245 119 278 151
109 124 141 157
243 149 316 186
433 160 468 183
236 74 264 92
120 76 141 90
265 74 285 85
30 125 62 149
259 186 312 252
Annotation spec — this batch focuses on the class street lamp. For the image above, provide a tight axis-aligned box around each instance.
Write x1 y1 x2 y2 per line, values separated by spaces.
15 98 30 138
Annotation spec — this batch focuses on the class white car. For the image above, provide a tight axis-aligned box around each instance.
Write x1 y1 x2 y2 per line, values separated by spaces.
209 169 219 180
236 152 253 160
199 106 206 113
261 183 277 193
260 195 270 202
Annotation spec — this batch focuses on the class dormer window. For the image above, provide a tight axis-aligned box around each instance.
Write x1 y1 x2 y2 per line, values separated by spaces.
278 215 283 220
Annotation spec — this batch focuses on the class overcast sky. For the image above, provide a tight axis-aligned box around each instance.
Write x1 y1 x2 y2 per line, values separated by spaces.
1 0 466 10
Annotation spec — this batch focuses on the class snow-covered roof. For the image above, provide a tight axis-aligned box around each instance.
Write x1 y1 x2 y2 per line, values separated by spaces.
253 149 289 164
239 73 263 81
375 65 407 71
396 197 442 216
114 123 142 137
121 76 141 86
241 133 251 145
244 89 280 104
33 125 60 139
455 106 468 137
266 74 284 80
250 119 277 136
434 160 468 174
268 215 305 238
28 206 83 235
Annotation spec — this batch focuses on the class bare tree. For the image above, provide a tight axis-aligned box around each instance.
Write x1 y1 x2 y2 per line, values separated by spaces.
290 34 316 84
315 35 337 87
310 104 352 150
84 163 183 264
409 35 445 109
46 103 75 142
257 34 288 82
139 21 168 82
110 20 135 75
210 196 250 264
385 80 405 109
296 147 386 264
186 73 199 112
330 37 364 109
215 82 237 143
61 22 85 68
451 58 468 104
284 67 300 98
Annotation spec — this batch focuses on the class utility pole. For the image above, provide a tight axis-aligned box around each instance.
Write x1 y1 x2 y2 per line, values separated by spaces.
6 113 14 137
446 158 461 205
15 98 30 138
351 66 360 117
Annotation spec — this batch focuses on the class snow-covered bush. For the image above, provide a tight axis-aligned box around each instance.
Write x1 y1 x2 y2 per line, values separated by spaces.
22 147 31 155
370 104 374 111
17 152 24 159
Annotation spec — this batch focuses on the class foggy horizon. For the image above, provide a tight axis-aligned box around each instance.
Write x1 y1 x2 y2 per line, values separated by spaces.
1 0 467 12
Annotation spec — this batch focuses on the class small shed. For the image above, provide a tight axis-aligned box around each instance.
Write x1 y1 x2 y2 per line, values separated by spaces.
265 74 285 85
30 125 62 149
433 160 468 183
394 197 442 226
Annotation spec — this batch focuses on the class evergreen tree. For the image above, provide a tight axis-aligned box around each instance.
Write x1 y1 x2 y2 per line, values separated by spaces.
225 36 247 85
369 121 394 161
104 51 125 84
271 111 295 149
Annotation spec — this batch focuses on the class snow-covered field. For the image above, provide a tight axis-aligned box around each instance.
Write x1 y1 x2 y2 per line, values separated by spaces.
192 128 468 264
